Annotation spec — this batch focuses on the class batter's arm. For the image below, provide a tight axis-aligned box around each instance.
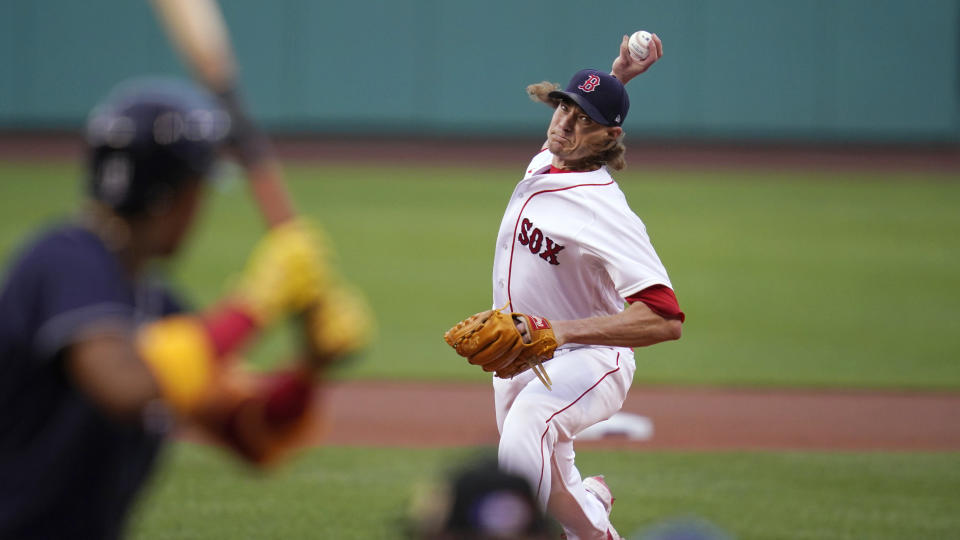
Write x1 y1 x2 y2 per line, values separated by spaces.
66 312 240 421
549 300 681 348
67 333 161 420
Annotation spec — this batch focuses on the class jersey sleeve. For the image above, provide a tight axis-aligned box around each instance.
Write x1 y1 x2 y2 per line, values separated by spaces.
30 233 135 360
579 198 673 300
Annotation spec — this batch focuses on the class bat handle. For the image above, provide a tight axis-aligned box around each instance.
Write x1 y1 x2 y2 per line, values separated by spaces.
216 87 296 227
246 160 296 227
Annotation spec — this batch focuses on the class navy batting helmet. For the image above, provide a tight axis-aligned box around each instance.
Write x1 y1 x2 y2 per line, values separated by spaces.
85 77 230 216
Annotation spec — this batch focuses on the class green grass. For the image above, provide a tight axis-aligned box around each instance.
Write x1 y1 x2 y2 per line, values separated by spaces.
4 161 958 539
1 161 958 389
129 442 960 540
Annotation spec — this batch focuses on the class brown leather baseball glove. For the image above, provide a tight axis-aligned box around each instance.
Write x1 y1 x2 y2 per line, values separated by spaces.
443 307 557 390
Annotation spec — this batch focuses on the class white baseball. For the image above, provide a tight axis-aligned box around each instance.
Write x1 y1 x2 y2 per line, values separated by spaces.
628 30 652 61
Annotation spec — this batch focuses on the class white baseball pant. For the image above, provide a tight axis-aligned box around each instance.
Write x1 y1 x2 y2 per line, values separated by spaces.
494 347 635 539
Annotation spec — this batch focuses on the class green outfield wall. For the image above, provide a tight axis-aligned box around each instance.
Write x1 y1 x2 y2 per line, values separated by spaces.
1 0 957 142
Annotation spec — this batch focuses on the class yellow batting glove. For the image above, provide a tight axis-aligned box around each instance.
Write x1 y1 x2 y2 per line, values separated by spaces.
304 281 376 368
138 316 216 416
233 219 328 326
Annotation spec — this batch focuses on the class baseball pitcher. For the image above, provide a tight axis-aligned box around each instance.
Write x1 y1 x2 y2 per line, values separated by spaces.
446 33 682 540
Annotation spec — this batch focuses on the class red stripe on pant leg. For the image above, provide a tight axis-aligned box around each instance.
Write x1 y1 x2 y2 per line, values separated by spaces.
535 425 551 497
534 353 620 498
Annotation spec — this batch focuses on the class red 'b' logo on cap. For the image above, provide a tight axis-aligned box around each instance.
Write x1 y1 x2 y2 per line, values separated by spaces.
578 74 601 93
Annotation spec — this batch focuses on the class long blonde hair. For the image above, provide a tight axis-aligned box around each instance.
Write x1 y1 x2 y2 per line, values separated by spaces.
525 81 626 171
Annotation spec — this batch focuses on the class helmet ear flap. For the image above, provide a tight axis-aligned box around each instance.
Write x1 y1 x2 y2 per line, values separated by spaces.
89 152 135 209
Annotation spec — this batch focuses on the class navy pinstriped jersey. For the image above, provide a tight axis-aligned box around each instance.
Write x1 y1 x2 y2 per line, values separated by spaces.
0 224 183 540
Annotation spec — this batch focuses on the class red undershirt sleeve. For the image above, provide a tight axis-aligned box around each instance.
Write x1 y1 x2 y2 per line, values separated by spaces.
625 284 685 323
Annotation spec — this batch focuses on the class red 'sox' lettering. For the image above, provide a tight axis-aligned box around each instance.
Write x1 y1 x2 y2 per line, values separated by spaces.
516 217 564 266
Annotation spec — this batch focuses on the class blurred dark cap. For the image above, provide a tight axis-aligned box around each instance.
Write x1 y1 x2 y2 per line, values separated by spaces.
442 459 551 539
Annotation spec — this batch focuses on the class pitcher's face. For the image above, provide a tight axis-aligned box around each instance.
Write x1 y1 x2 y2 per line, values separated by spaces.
546 100 619 164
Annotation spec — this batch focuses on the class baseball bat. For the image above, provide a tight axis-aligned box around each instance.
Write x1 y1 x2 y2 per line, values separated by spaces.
151 0 365 375
149 0 295 227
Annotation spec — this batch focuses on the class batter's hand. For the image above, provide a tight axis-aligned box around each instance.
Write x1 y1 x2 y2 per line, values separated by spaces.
231 219 328 326
189 367 319 466
302 280 375 371
611 33 663 84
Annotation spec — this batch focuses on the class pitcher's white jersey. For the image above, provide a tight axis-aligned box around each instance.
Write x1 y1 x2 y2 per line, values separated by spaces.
491 149 673 345
491 149 678 538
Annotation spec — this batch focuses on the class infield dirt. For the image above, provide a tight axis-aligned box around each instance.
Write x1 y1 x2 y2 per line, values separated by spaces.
312 381 960 451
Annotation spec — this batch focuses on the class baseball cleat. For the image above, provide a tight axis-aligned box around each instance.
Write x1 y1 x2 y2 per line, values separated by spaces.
583 475 621 539
583 475 614 514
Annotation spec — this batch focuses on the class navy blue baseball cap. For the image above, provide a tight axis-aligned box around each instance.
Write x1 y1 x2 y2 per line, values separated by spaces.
548 69 629 127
